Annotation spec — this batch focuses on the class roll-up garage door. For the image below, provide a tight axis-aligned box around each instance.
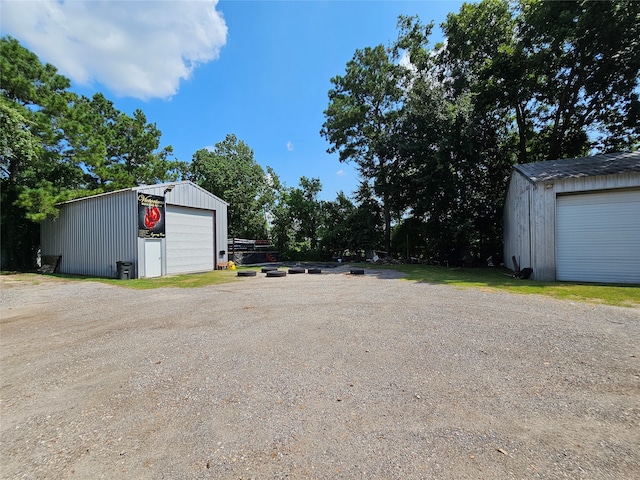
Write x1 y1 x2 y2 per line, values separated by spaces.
165 206 215 274
556 189 640 283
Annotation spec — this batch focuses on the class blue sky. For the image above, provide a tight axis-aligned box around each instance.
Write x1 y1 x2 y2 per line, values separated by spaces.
2 0 464 200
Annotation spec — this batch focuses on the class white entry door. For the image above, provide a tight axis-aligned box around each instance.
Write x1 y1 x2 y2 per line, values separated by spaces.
144 239 162 278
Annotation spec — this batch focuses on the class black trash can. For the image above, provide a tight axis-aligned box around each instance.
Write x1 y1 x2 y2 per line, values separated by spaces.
116 261 133 280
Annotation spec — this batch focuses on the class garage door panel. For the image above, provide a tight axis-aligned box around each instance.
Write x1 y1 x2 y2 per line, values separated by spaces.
166 206 214 274
556 190 640 283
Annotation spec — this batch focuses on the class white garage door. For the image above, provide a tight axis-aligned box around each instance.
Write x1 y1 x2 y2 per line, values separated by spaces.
166 206 215 275
556 189 640 283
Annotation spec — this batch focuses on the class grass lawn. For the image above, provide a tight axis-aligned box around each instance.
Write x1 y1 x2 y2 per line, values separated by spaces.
1 268 257 290
381 264 640 308
90 269 246 289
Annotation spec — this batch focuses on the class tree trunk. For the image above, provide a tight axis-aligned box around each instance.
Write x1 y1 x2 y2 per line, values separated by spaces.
548 67 582 160
383 191 391 256
515 101 528 164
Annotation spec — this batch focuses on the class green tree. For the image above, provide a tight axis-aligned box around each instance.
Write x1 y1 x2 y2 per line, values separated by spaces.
288 176 323 251
394 14 515 261
267 176 324 259
440 1 532 163
319 186 384 259
0 97 41 269
349 182 385 255
520 0 640 158
321 44 406 255
319 191 356 257
268 185 295 255
0 36 82 268
67 93 186 191
441 0 640 162
190 134 272 239
0 98 38 182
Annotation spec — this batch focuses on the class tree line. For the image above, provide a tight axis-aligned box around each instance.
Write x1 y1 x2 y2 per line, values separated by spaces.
321 0 639 263
2 0 638 269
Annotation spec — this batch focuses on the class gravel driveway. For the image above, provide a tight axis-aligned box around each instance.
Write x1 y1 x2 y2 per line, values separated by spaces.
1 270 639 479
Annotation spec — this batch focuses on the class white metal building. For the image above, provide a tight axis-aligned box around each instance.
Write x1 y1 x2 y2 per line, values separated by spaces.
41 181 228 278
503 152 640 283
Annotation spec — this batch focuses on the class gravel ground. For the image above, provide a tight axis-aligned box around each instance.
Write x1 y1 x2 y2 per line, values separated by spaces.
1 269 639 479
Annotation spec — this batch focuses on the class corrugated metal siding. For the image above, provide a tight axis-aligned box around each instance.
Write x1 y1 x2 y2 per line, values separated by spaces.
41 190 137 278
554 172 640 193
556 189 640 283
503 172 532 273
529 183 556 280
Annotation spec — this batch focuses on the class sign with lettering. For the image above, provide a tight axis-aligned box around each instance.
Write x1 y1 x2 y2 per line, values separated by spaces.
138 194 166 238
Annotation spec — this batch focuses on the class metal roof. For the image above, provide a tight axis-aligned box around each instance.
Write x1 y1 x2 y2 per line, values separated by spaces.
514 151 640 183
136 181 229 205
58 180 228 206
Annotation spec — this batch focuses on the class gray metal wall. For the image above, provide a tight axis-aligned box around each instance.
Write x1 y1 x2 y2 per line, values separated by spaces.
41 189 138 278
503 172 532 275
504 170 640 281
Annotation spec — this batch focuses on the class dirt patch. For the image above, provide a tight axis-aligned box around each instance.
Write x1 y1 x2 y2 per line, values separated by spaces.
1 273 639 479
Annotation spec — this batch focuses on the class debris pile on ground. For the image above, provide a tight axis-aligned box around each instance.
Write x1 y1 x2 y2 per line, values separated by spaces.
369 256 401 265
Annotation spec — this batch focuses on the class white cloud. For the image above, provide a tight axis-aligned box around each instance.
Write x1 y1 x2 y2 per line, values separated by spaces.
0 0 228 100
286 141 294 151
336 169 344 176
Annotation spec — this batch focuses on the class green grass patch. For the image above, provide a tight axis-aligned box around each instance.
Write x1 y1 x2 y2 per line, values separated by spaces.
378 264 640 308
46 268 261 290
